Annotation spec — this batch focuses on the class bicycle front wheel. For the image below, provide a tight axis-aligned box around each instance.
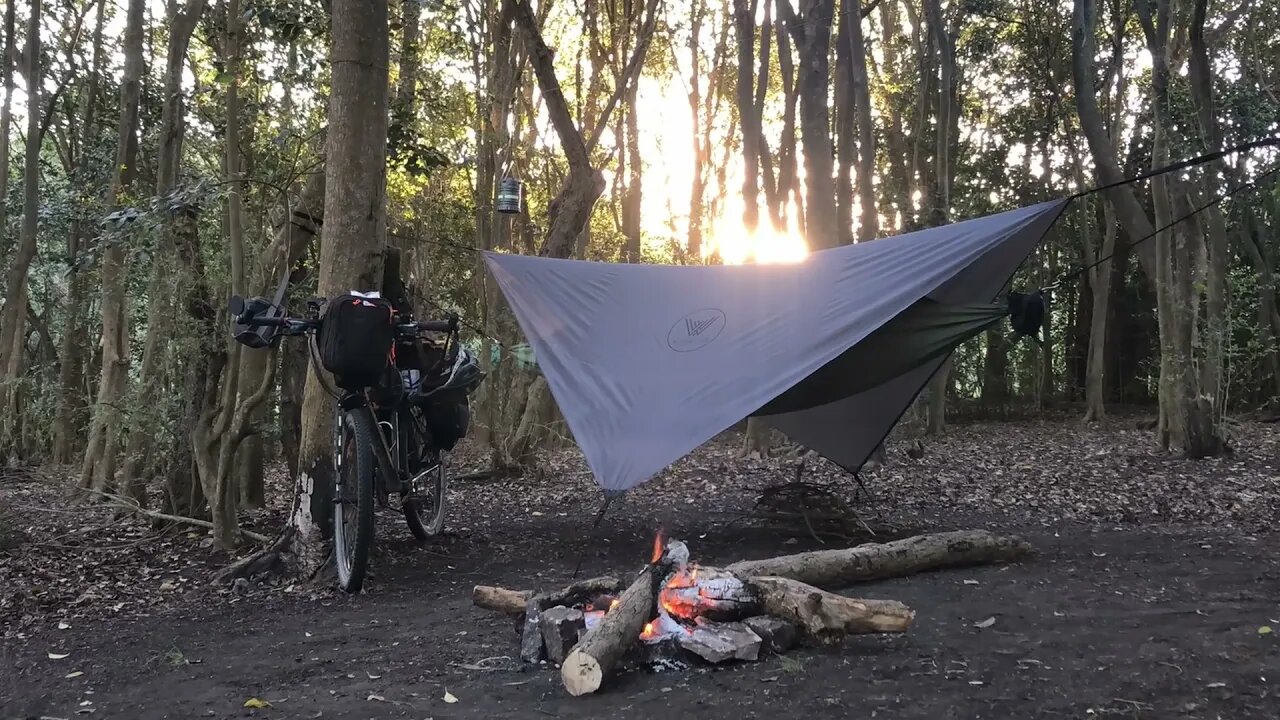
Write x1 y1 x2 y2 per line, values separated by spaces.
333 406 376 593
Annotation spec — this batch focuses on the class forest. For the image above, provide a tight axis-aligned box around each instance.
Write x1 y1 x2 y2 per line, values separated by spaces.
1 0 1278 717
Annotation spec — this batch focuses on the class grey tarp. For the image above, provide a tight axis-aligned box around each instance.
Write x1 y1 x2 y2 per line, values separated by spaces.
483 198 1069 493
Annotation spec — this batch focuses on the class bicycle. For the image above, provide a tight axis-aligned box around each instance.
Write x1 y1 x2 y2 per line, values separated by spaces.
228 290 484 593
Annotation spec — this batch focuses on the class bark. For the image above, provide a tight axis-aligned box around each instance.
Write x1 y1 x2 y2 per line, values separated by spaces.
1071 0 1158 279
833 0 855 246
746 576 914 638
1187 0 1229 434
847 0 877 241
687 0 708 258
0 0 12 261
292 0 390 566
876 0 912 230
622 81 642 262
395 0 421 114
741 418 771 459
725 530 1033 588
780 0 838 248
80 0 144 491
511 0 660 259
926 356 951 435
472 575 623 614
560 546 682 696
734 0 762 232
0 0 40 461
922 0 954 226
117 0 206 504
53 0 108 464
774 3 802 232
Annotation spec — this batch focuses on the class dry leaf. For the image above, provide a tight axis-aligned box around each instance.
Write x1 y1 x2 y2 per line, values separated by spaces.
962 579 980 585
57 621 71 630
1259 626 1273 635
366 694 386 702
65 671 84 678
243 698 272 708
443 690 459 704
974 616 997 628
366 671 382 680
48 652 70 660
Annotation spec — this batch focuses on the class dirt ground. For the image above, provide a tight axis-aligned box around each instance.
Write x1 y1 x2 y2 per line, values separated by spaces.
3 416 1278 719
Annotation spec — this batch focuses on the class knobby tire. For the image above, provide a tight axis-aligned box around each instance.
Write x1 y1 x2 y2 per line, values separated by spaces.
334 407 376 593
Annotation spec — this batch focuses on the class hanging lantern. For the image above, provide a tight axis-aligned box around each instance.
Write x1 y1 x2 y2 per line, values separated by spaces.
497 176 524 215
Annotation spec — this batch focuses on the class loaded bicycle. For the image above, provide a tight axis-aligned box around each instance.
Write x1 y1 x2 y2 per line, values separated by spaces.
229 288 484 593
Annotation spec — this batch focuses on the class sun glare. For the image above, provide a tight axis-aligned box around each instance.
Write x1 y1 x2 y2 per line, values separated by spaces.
630 74 809 266
705 196 809 265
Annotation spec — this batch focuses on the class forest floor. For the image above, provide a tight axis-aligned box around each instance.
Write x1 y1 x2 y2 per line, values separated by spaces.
2 412 1279 719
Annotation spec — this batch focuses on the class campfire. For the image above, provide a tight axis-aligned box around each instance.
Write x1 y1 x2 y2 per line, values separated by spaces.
473 529 1034 696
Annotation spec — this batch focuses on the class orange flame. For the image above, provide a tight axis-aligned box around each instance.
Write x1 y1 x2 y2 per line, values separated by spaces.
640 621 656 640
650 528 665 563
609 598 620 611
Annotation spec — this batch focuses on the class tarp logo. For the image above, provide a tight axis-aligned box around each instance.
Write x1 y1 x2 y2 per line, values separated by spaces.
667 308 726 352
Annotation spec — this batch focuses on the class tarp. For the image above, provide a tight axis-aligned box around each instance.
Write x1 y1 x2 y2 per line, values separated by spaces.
483 198 1069 493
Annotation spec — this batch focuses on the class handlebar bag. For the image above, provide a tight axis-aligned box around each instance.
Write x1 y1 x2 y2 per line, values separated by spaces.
318 293 396 389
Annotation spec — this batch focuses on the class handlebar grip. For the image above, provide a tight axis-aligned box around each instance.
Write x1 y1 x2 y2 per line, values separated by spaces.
240 315 288 327
415 320 454 333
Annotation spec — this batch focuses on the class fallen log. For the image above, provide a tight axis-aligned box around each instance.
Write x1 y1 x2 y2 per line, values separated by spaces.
473 575 621 615
560 542 684 696
725 529 1032 589
745 576 913 640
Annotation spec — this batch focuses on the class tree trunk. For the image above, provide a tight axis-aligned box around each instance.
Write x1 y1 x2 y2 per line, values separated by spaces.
926 356 950 436
116 0 206 504
782 0 838 248
52 0 108 464
292 0 391 570
0 0 12 261
725 529 1034 587
847 0 877 241
0 0 41 461
80 0 144 491
1071 0 1158 280
834 0 855 246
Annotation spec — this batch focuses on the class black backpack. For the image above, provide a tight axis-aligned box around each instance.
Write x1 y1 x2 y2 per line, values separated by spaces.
317 293 397 389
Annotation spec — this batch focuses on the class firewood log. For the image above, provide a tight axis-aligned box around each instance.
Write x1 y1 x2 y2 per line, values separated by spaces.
473 575 622 615
725 529 1032 588
559 543 685 696
744 576 914 639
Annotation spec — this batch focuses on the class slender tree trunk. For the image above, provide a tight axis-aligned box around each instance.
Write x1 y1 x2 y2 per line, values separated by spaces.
782 0 838 248
622 82 642 262
0 0 40 461
80 0 144 491
53 0 108 464
292 0 391 570
0 0 13 257
687 0 707 259
117 0 206 505
834 0 855 246
848 0 877 241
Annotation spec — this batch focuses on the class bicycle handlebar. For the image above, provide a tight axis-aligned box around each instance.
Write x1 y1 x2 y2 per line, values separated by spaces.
229 294 460 340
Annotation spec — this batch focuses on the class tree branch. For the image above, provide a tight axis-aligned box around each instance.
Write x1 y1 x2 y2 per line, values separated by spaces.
584 0 663 154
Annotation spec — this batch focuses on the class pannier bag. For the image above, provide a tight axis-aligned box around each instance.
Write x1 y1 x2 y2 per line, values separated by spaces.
318 292 396 389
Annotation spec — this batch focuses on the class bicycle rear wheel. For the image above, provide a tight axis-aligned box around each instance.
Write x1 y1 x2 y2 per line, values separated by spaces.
403 451 446 539
333 406 376 593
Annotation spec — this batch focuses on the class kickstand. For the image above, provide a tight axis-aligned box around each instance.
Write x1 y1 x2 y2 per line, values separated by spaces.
571 495 614 579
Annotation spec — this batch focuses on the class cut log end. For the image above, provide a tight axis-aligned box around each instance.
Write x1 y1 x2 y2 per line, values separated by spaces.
561 648 604 697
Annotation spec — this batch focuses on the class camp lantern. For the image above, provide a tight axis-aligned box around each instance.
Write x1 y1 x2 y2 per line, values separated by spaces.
497 177 524 215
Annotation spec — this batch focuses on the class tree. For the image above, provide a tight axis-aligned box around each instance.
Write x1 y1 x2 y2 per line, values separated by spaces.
0 0 41 461
291 0 391 573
